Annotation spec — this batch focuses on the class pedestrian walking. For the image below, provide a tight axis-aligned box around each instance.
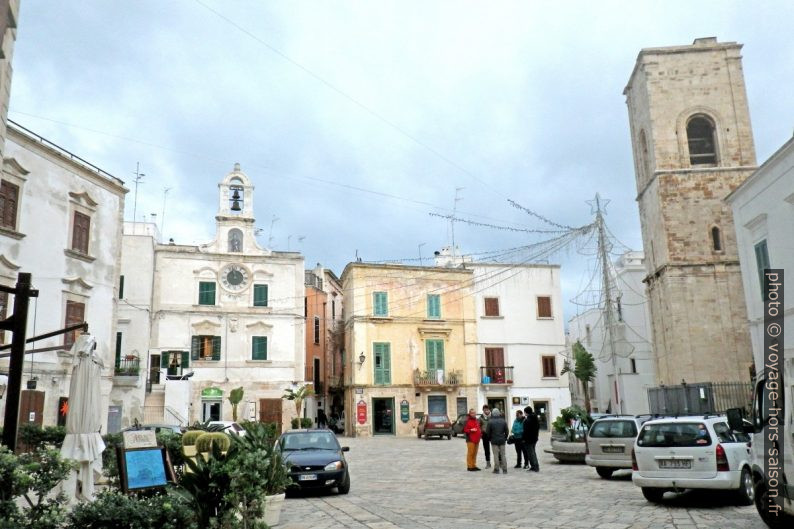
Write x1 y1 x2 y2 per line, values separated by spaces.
522 406 540 472
486 408 509 474
511 409 526 468
317 408 327 429
479 404 492 468
463 409 482 471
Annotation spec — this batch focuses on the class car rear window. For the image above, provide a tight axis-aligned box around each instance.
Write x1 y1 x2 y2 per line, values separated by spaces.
589 420 637 438
429 415 449 423
637 422 712 447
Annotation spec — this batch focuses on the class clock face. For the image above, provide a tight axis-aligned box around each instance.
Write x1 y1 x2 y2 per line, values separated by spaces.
221 264 249 291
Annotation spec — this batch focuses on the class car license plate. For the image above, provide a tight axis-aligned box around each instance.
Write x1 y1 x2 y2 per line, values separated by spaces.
602 446 624 453
658 459 691 469
299 474 317 481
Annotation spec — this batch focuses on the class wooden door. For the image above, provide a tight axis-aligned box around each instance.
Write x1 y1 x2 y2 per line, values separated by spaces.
259 398 283 434
17 390 45 452
484 347 505 382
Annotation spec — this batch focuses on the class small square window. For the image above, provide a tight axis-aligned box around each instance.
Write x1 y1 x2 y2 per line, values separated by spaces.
537 296 552 319
192 335 221 360
253 284 268 307
541 355 557 378
484 297 500 317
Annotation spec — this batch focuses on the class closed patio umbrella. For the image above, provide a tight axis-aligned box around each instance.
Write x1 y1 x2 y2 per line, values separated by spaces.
60 333 106 501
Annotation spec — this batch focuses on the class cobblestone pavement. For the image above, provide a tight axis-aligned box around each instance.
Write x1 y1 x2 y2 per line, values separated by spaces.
277 433 766 529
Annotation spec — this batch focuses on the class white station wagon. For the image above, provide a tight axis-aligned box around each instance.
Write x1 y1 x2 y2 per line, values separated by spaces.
632 415 753 504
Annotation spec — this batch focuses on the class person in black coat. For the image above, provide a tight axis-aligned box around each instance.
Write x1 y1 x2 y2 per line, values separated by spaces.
522 405 540 472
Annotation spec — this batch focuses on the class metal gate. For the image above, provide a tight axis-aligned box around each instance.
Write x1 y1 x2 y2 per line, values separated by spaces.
648 382 752 415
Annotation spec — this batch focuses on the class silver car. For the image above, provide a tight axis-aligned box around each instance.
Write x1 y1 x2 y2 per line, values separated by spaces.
585 415 650 478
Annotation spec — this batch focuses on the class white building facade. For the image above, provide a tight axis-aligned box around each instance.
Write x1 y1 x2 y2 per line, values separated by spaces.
0 123 126 431
469 262 571 431
566 251 656 415
111 164 305 432
726 136 794 373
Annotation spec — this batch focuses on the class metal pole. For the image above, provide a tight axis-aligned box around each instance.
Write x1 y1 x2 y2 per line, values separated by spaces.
2 273 34 451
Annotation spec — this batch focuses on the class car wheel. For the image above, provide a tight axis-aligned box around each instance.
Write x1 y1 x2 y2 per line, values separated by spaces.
736 467 754 505
337 472 350 495
596 467 614 479
755 477 794 527
641 487 665 503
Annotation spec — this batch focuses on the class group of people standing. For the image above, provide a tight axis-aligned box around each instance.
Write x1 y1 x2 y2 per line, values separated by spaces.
462 404 540 474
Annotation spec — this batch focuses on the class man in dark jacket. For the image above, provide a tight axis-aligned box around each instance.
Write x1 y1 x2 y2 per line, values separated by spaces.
522 406 540 472
478 404 492 468
485 408 509 474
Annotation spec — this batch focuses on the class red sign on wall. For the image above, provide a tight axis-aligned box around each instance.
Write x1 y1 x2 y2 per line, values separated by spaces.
356 400 367 425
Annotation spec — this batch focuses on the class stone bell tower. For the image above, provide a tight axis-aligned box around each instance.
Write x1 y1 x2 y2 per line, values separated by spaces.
624 37 756 384
215 163 258 254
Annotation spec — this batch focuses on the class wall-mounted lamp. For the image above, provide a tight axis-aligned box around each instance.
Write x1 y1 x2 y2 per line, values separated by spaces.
358 352 366 365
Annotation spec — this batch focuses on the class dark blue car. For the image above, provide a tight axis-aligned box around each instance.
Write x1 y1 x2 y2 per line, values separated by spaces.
278 429 351 494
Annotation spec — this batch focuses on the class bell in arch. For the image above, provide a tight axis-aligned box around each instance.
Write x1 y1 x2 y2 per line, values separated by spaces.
230 188 242 212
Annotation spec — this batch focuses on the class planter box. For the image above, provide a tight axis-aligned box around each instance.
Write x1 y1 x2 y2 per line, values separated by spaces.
544 439 587 463
112 375 139 387
264 493 285 526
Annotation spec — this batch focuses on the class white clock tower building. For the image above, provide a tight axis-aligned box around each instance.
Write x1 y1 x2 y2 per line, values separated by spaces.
111 164 306 432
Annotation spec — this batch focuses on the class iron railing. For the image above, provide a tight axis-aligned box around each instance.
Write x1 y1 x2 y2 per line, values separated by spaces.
327 374 344 389
114 357 140 377
479 366 514 384
413 369 463 386
142 406 164 423
648 381 753 416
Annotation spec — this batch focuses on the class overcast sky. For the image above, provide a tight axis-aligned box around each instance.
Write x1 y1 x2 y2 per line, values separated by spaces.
10 1 794 325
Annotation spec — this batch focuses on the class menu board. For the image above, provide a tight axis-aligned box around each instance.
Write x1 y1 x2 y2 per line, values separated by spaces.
124 448 168 490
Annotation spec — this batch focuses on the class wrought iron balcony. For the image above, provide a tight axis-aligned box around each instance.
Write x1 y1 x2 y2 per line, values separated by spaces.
479 366 514 384
114 357 140 377
413 369 464 387
328 375 344 389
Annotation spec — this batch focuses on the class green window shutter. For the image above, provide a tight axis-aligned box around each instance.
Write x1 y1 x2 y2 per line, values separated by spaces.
115 332 122 368
212 336 221 361
427 294 440 318
252 336 267 360
119 275 125 299
199 281 216 305
373 343 391 385
191 336 199 361
382 345 391 384
161 351 170 368
181 350 189 368
253 284 268 307
426 340 445 372
374 292 388 316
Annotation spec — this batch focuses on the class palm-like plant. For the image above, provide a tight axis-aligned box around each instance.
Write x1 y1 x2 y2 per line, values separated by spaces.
561 340 597 413
282 384 314 419
228 387 244 422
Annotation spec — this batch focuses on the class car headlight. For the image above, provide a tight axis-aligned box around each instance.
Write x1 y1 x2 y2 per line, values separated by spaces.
324 461 343 471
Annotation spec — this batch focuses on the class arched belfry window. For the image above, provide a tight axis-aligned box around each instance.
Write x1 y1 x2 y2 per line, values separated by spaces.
228 228 243 253
687 115 717 165
711 226 722 252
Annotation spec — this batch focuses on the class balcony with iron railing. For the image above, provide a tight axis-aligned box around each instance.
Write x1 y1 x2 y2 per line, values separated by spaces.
479 366 514 385
413 368 464 387
327 374 344 389
113 357 141 387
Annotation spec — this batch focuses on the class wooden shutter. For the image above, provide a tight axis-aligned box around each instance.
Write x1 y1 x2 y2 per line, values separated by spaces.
199 282 216 305
374 292 387 316
0 180 19 229
211 336 221 360
484 347 504 367
374 343 390 385
542 356 556 378
252 336 267 360
484 297 499 316
181 350 189 368
537 296 552 318
253 284 268 306
191 336 200 360
427 294 440 318
72 211 90 254
64 301 85 347
426 340 445 372
161 351 170 368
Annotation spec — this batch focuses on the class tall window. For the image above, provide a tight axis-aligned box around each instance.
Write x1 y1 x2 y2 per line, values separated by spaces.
754 239 771 298
537 296 552 318
72 211 91 254
313 358 321 388
114 331 123 368
426 339 445 374
711 226 722 251
198 281 216 305
119 275 125 299
373 342 391 385
64 300 85 348
427 294 441 319
687 115 717 165
484 297 500 317
252 336 267 360
331 300 336 320
313 316 320 344
0 180 19 230
228 228 243 252
484 347 505 383
541 355 557 378
191 335 221 360
253 284 268 307
373 291 388 317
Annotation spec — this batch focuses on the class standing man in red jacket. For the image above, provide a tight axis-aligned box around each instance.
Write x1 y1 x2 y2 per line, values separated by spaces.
463 408 482 471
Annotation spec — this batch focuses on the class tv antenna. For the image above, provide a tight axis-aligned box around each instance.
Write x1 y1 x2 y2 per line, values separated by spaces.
132 162 145 223
268 215 279 248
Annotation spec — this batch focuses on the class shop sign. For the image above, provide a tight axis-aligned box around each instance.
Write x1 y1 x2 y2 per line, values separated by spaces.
400 400 410 423
201 387 223 398
356 400 367 424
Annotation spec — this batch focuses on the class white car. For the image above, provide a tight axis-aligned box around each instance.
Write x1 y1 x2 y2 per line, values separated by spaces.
208 420 246 436
632 416 753 504
586 415 651 478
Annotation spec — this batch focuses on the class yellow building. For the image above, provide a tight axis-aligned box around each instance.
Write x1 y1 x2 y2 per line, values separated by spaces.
341 263 478 437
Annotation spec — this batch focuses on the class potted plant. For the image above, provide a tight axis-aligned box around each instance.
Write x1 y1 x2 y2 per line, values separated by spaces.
545 405 592 463
261 443 293 527
178 443 233 527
